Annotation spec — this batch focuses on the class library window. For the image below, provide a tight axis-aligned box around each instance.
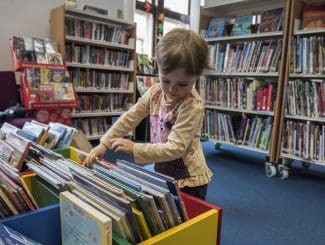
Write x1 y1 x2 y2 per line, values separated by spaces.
164 0 189 15
163 17 189 35
134 10 154 58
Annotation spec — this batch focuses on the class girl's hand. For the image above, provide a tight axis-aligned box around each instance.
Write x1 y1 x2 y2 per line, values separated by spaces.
110 138 134 155
85 143 107 166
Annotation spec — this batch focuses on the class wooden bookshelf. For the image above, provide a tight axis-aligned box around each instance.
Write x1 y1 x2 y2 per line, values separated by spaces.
277 0 325 178
199 0 292 177
50 5 136 140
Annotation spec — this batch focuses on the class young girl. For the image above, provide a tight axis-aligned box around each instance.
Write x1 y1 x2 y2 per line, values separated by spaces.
86 28 212 200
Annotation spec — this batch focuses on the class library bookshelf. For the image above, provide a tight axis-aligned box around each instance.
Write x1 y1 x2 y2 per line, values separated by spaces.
50 5 136 141
199 0 292 177
277 0 325 178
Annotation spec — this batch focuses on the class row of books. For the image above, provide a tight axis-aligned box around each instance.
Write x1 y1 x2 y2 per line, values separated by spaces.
73 117 118 137
65 18 130 45
199 77 276 112
285 79 325 118
0 157 38 217
24 145 188 244
208 40 282 73
291 35 325 74
282 120 325 162
65 43 130 67
202 110 273 151
136 53 157 75
75 94 128 113
205 7 284 38
11 36 63 65
70 68 131 90
136 75 158 96
1 121 77 153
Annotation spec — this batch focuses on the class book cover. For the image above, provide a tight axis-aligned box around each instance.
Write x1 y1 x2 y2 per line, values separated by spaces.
206 16 227 38
53 83 76 101
39 84 55 103
60 191 112 245
231 15 253 36
258 8 284 33
0 223 42 245
47 52 63 65
302 4 325 29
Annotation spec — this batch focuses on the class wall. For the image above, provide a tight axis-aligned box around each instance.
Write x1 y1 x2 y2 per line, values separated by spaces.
0 0 132 71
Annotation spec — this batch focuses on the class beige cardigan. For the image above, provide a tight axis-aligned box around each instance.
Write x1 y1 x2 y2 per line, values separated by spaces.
100 83 212 188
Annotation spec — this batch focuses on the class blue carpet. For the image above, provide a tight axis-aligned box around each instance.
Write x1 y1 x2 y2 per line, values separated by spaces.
104 142 325 245
202 141 325 245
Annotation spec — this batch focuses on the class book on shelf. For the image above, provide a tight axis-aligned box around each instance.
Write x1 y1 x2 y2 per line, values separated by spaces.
258 8 284 33
302 3 325 30
231 15 253 36
205 16 227 38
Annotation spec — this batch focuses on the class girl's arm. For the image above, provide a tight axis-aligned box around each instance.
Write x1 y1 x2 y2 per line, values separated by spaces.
99 85 154 149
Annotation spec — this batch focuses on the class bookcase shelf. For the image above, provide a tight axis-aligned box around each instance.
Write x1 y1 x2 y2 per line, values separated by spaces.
281 153 325 167
293 28 325 36
289 73 325 79
64 7 134 26
208 139 269 154
66 62 135 72
285 115 325 123
277 0 325 178
75 88 134 94
205 105 275 116
51 5 136 140
205 31 283 42
65 35 135 50
205 72 279 77
200 0 291 170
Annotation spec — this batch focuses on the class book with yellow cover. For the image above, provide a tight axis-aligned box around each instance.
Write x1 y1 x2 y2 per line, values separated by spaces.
60 191 112 245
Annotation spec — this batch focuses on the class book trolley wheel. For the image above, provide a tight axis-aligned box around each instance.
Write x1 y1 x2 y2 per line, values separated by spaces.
278 164 289 179
265 162 277 177
214 143 222 150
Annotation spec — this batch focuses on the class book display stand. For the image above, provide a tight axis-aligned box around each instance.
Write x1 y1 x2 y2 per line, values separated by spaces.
10 36 78 125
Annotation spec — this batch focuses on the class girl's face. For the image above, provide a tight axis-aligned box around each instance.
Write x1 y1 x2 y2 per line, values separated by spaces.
159 68 198 101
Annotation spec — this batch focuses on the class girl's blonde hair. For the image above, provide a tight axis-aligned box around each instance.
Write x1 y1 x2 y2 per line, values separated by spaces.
156 28 209 76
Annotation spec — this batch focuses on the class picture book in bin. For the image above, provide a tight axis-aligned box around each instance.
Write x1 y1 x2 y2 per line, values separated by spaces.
231 15 253 36
206 16 227 38
60 191 112 245
302 4 325 29
258 8 284 33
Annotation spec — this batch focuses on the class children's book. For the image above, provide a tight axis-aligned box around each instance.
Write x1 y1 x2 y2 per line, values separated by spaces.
231 15 253 36
258 8 284 33
302 4 325 29
206 16 227 38
60 191 112 245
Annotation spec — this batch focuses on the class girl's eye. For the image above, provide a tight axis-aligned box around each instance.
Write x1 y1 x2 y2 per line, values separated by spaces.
162 80 170 84
178 83 187 87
